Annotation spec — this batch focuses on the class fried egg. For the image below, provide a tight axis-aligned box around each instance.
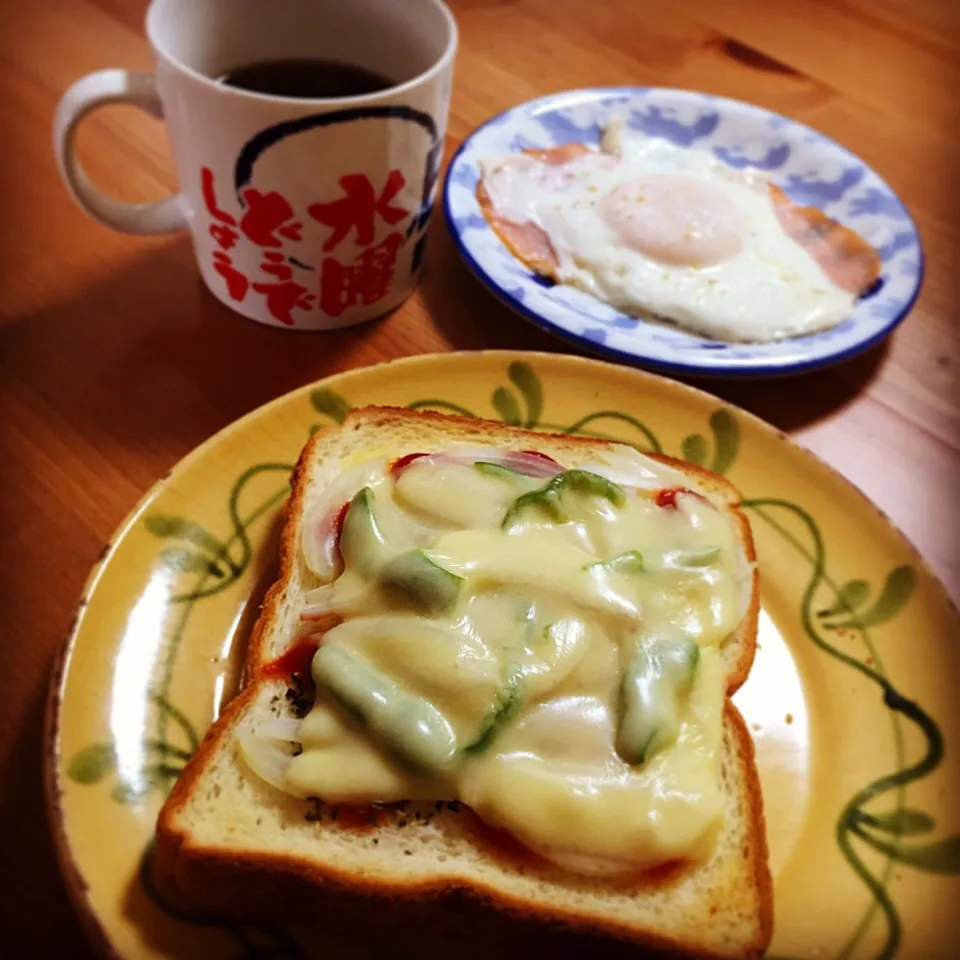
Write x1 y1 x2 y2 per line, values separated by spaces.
477 126 880 342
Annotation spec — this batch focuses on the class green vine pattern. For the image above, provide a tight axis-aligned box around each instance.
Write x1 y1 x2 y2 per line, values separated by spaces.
67 695 198 803
66 460 300 957
680 408 740 475
64 360 954 960
741 501 956 960
816 567 918 633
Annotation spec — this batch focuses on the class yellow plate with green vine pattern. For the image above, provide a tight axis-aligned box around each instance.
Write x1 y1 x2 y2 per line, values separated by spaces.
47 351 959 959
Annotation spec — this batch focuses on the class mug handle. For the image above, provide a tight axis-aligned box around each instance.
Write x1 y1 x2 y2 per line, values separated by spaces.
53 69 186 235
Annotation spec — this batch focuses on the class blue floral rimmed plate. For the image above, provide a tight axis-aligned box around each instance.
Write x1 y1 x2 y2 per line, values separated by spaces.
442 88 924 378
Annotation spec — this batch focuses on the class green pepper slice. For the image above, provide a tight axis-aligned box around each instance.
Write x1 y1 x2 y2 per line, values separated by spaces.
502 469 626 529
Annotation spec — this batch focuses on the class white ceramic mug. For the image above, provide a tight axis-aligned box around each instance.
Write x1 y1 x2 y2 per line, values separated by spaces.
53 0 457 331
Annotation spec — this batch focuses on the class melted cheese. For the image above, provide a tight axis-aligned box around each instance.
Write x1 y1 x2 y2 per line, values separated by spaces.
462 649 725 871
278 447 747 875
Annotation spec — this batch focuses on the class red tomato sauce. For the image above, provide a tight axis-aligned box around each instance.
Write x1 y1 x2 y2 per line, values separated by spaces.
261 636 322 679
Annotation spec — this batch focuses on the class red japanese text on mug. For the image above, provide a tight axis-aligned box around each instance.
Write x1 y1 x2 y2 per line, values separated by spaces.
54 0 457 331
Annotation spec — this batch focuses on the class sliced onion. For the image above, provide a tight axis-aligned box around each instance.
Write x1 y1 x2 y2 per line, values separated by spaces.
237 730 294 793
579 446 692 491
444 446 562 478
307 503 347 582
390 447 563 480
388 452 430 478
500 450 563 478
300 613 342 632
302 581 373 620
257 716 304 742
390 450 477 475
302 458 388 579
418 444 497 462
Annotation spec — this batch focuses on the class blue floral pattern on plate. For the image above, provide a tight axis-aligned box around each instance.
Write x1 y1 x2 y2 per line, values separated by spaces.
442 88 924 378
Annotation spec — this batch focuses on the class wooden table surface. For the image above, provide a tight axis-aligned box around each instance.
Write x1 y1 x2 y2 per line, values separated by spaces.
1 0 958 954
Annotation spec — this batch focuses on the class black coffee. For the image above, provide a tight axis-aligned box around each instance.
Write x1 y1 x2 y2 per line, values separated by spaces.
217 57 394 99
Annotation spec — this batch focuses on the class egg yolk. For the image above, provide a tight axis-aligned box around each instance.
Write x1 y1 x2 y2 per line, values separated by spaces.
599 174 747 268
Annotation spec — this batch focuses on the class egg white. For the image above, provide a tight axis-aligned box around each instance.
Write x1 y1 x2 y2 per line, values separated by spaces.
480 130 857 342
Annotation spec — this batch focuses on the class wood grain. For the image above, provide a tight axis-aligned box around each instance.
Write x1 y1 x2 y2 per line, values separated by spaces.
0 0 957 955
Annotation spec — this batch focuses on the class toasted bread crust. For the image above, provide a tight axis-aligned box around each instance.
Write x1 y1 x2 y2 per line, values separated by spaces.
724 702 774 953
156 406 770 958
157 692 771 959
244 424 327 676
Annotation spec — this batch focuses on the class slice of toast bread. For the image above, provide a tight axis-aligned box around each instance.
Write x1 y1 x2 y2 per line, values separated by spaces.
156 407 772 958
